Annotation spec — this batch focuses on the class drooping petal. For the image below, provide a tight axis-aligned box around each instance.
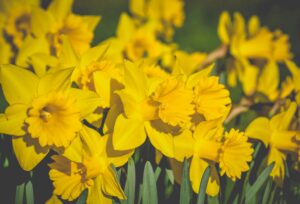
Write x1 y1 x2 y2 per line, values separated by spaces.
145 121 174 158
101 166 126 199
0 104 28 136
267 147 286 186
245 117 271 147
0 64 39 104
105 134 134 167
87 176 112 204
112 114 146 151
190 157 220 196
173 129 194 162
12 136 49 171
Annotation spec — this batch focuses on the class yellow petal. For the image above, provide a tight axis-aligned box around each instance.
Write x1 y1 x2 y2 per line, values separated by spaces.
13 136 49 171
145 121 174 158
117 13 136 41
38 68 73 95
79 125 105 157
0 65 39 104
190 157 220 196
0 104 28 136
48 0 73 22
62 136 83 163
245 117 271 147
112 114 146 151
285 60 300 90
248 15 260 37
68 88 101 119
101 166 126 199
31 7 56 37
270 102 297 131
267 147 286 186
218 11 231 44
105 134 134 167
257 61 279 101
173 129 194 162
87 176 112 204
129 0 145 17
123 60 147 100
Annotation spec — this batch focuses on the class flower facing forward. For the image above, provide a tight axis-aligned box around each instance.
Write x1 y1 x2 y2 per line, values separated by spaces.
112 61 194 157
246 102 299 185
31 0 100 56
49 126 131 203
173 120 253 196
0 65 101 171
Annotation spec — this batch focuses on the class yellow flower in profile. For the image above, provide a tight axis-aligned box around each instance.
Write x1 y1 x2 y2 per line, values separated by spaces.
49 126 131 203
246 102 299 185
31 0 100 56
0 0 38 48
113 61 194 157
173 120 253 196
0 65 101 171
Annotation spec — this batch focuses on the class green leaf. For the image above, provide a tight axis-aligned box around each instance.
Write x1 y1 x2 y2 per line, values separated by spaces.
76 189 88 204
121 158 136 204
180 159 192 204
262 180 272 204
154 166 161 182
207 196 219 204
142 161 158 204
15 183 25 204
245 163 275 204
25 181 34 204
197 166 211 204
165 169 174 185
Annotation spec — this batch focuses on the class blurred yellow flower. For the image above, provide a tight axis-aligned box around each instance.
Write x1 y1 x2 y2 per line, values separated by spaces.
246 102 299 185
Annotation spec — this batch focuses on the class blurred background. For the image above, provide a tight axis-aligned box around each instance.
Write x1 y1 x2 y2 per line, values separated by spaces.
65 0 300 63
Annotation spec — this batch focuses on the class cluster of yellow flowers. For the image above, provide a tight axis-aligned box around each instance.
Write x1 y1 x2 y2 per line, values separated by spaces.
0 0 299 203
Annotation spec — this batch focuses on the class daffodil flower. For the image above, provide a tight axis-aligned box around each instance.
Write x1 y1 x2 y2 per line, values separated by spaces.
0 65 101 171
112 61 194 157
173 120 253 196
31 0 100 56
246 102 299 185
102 13 171 62
184 64 231 121
0 0 38 48
129 0 185 40
49 125 131 203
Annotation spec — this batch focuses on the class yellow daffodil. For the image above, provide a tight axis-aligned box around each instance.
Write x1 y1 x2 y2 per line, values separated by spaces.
246 102 299 185
0 65 101 171
112 61 194 157
173 120 253 196
49 125 131 203
130 0 185 40
183 64 231 121
31 0 100 56
103 13 171 62
0 0 39 48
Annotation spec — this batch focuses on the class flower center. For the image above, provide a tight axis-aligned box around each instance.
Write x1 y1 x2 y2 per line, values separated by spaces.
26 92 82 147
83 156 108 179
